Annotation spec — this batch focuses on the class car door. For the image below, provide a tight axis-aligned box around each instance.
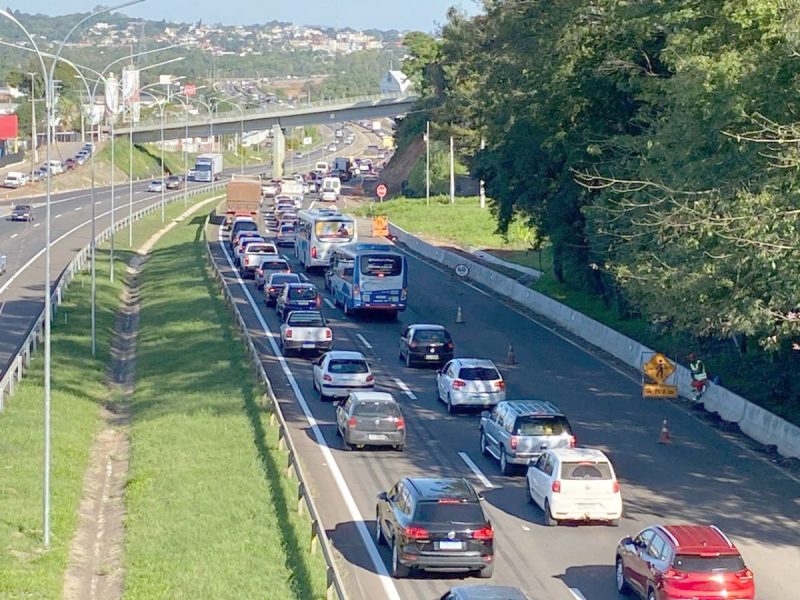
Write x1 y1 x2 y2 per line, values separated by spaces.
337 395 353 434
626 528 656 595
484 405 504 455
312 354 327 388
399 326 411 357
528 453 550 505
381 482 405 541
643 532 671 592
438 361 455 399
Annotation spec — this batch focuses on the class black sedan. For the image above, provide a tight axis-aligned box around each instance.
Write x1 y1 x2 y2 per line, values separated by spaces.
399 324 454 367
10 204 34 221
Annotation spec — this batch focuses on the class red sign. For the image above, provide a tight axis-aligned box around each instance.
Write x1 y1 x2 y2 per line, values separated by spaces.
0 114 19 139
183 83 197 97
376 184 387 199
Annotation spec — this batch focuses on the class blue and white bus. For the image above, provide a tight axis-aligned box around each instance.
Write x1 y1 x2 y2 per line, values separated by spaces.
327 242 408 318
295 208 357 270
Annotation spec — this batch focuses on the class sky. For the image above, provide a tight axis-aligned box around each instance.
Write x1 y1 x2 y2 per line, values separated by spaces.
3 0 481 32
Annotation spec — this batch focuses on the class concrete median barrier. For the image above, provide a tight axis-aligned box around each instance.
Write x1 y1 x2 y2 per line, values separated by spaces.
389 222 800 460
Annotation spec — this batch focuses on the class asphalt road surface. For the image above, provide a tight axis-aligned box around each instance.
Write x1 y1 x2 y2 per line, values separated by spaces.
207 192 800 600
0 123 368 380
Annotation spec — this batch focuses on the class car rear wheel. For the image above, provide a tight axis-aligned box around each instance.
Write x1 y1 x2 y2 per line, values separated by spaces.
478 562 494 579
391 541 410 578
375 515 385 546
544 499 558 527
524 478 533 504
616 558 631 594
394 444 404 452
499 448 513 476
447 393 456 415
479 432 489 456
319 390 328 402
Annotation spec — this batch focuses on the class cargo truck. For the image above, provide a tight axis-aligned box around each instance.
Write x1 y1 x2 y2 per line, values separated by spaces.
224 175 262 228
193 153 223 182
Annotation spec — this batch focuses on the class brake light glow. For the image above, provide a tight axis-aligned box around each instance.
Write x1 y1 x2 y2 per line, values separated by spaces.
452 379 466 390
510 436 518 450
403 526 429 540
472 526 494 541
325 329 332 339
495 380 505 390
662 568 688 581
568 435 576 448
311 246 317 258
268 287 276 293
737 569 754 582
366 374 374 383
409 342 417 349
285 329 292 338
613 481 620 494
347 417 357 428
323 374 332 382
551 480 561 493
394 417 405 430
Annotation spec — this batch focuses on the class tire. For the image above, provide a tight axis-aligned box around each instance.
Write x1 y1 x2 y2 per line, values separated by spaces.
479 431 489 456
375 515 385 546
544 499 558 527
609 517 621 527
499 448 513 476
391 541 410 578
525 478 533 504
447 393 456 415
616 558 631 594
647 591 656 600
405 353 412 368
394 444 404 452
478 562 494 579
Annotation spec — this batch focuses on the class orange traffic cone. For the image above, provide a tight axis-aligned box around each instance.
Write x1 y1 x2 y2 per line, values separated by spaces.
658 419 671 444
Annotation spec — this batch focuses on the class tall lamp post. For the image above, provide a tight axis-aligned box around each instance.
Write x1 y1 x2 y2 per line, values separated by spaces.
0 0 145 548
140 90 166 221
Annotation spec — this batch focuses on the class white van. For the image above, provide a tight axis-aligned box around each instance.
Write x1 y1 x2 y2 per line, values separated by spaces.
320 176 341 202
4 171 29 188
44 160 64 175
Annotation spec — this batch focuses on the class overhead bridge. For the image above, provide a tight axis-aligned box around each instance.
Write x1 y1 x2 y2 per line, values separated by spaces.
116 94 419 143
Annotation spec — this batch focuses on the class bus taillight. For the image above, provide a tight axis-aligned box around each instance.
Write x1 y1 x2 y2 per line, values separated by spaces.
311 246 317 259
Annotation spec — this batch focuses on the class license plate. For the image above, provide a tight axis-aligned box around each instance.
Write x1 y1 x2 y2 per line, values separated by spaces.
425 354 439 360
368 434 387 441
302 343 315 349
437 541 463 551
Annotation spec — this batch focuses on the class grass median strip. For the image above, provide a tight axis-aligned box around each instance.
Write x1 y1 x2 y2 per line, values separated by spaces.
0 192 218 598
122 210 327 598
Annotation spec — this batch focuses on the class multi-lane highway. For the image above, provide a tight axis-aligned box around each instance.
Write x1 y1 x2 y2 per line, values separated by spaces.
208 190 800 599
0 123 368 380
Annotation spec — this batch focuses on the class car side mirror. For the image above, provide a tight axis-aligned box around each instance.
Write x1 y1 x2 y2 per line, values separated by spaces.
376 491 388 501
477 493 485 501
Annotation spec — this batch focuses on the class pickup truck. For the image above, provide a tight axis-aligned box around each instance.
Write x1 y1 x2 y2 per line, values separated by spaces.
240 242 278 277
279 310 332 355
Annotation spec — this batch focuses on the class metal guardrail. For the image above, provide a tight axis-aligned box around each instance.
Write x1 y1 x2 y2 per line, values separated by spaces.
0 180 228 411
202 216 348 600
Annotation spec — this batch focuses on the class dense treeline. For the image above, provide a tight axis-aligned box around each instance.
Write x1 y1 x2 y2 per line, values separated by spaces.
402 1 800 409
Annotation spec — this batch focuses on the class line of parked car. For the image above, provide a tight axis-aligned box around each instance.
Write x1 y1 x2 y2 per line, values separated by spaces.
3 142 95 189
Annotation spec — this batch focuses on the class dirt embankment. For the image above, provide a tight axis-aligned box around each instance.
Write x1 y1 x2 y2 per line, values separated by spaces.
367 137 425 199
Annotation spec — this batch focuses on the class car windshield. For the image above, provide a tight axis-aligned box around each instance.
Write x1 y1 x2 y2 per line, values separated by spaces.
328 359 368 374
280 225 296 233
316 220 354 241
247 245 275 254
288 287 318 300
288 312 325 326
262 260 289 270
560 461 612 480
235 222 258 232
270 274 300 285
414 330 449 343
15 205 31 211
515 416 571 436
353 401 400 417
413 502 485 524
673 555 745 573
458 367 500 381
361 254 402 277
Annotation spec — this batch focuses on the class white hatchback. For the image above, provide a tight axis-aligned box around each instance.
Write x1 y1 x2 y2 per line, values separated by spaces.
525 447 622 527
312 351 374 401
435 358 506 413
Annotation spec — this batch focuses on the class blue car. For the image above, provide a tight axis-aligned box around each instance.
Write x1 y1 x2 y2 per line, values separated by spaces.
275 283 321 321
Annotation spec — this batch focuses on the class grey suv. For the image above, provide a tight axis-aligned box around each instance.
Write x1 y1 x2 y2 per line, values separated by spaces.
479 400 575 475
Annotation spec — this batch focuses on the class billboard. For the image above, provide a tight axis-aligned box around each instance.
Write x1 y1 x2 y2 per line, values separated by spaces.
0 114 18 139
104 72 119 120
159 74 173 85
183 83 197 97
121 66 141 123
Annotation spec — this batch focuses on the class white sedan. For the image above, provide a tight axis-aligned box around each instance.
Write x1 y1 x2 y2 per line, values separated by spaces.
312 351 374 401
526 447 622 527
435 358 506 414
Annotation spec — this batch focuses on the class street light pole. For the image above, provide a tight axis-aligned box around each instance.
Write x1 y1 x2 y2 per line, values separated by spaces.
425 120 430 206
28 72 37 182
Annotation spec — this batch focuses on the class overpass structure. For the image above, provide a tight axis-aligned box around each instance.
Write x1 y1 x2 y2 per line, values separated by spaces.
116 93 418 143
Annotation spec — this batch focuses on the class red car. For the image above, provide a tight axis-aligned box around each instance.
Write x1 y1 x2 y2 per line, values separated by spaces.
615 524 754 600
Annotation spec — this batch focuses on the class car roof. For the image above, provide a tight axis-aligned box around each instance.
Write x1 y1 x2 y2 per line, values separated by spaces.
499 399 564 417
325 350 366 360
349 391 396 403
404 477 477 501
549 447 609 462
447 586 529 600
286 282 315 289
268 273 299 281
658 524 739 555
453 358 498 369
409 323 446 332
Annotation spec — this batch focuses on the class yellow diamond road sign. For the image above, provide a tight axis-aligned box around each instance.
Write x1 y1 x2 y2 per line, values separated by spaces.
643 353 675 384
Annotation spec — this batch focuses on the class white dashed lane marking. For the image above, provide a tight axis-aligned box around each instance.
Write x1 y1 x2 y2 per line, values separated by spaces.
323 298 336 310
393 377 417 400
356 333 373 349
458 451 495 488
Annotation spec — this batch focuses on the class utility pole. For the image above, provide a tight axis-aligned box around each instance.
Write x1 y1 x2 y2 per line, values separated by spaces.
425 120 430 206
479 136 486 209
449 135 455 204
29 72 38 180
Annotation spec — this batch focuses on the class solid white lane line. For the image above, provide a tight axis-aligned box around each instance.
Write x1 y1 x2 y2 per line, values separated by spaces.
458 452 495 489
569 588 587 600
323 298 336 310
355 333 373 349
393 377 417 400
299 273 309 282
10 233 17 239
74 206 82 211
33 223 40 228
217 228 402 600
55 214 62 219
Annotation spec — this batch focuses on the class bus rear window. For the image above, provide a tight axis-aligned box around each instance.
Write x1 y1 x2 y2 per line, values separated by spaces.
360 255 402 277
316 221 353 241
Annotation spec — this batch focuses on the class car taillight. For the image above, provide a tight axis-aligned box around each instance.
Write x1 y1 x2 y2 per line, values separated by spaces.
366 374 374 383
737 569 754 582
662 568 688 581
285 329 292 338
446 342 453 349
568 435 576 448
472 526 494 541
311 246 317 258
495 380 505 390
403 526 429 540
316 297 321 307
452 379 466 390
613 481 620 494
394 417 405 430
510 436 518 450
347 417 357 428
257 268 263 276
353 285 360 299
268 287 276 293
325 329 332 339
409 342 417 349
323 374 332 382
551 480 561 493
